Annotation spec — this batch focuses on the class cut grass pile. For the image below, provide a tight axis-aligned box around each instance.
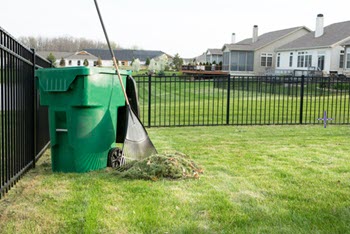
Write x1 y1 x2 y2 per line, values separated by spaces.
0 125 350 233
116 152 203 180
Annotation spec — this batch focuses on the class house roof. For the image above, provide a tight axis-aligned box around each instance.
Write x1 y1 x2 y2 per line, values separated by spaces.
37 51 73 59
194 53 206 63
223 26 310 52
206 49 223 55
223 44 255 51
343 39 350 46
37 51 98 60
182 58 193 64
85 49 169 61
66 51 98 60
278 20 350 50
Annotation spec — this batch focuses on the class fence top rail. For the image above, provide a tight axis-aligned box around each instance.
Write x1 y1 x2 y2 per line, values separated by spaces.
132 74 350 81
1 26 53 67
1 26 33 54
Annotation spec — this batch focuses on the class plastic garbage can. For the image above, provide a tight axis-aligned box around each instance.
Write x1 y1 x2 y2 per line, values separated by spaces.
36 67 129 172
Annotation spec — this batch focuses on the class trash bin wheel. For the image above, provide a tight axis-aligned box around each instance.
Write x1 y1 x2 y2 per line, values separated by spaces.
107 147 123 168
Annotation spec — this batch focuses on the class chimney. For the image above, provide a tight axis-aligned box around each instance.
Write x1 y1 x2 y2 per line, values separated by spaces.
315 14 324 38
231 33 236 44
252 25 258 43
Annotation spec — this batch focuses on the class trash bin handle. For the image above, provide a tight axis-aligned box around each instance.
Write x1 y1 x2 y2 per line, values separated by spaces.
94 0 130 106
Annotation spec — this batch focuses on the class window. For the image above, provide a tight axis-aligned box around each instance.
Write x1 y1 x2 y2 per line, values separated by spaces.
77 60 81 66
305 55 312 67
261 53 272 67
231 52 238 71
230 51 254 71
277 53 280 67
206 55 211 63
223 52 230 70
68 60 72 66
289 52 293 67
297 52 305 67
246 52 254 71
238 52 247 71
297 52 312 68
318 55 325 70
340 50 344 68
347 50 350 68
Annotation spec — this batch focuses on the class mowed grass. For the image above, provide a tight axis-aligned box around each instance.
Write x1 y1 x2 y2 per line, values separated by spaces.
134 77 350 126
0 125 350 233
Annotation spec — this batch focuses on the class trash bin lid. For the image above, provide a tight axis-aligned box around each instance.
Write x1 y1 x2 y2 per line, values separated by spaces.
36 67 128 92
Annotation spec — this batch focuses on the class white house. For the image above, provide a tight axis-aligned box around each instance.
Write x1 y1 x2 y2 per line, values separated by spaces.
275 14 350 76
222 26 311 76
84 49 171 67
38 51 98 67
344 40 350 75
206 49 223 64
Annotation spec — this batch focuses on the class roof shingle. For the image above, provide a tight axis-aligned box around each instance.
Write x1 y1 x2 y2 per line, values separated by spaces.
206 49 223 55
85 49 167 61
278 20 350 50
224 26 309 51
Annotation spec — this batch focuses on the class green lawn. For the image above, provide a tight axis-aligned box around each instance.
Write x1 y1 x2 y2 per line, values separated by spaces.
0 125 350 233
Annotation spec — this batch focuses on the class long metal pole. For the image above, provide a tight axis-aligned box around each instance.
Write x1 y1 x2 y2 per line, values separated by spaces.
94 0 130 106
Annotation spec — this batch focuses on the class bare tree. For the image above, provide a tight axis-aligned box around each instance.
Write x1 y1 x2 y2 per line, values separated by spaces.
18 36 121 52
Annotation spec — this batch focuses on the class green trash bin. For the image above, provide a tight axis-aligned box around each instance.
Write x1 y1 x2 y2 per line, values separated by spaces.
36 67 129 173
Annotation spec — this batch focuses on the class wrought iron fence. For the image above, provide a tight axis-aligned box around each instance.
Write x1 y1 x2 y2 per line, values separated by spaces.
134 74 350 127
0 27 52 198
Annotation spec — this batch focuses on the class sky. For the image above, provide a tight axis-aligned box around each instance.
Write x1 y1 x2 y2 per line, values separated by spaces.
1 0 349 58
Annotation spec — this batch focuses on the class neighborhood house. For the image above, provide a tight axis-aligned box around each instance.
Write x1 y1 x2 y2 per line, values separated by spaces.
38 14 350 77
196 13 350 77
221 25 310 76
275 14 350 76
39 49 171 68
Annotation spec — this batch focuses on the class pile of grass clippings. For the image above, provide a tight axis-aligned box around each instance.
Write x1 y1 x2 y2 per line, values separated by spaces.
116 152 203 181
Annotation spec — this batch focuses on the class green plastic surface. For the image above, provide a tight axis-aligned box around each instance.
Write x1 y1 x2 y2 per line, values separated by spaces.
36 67 130 172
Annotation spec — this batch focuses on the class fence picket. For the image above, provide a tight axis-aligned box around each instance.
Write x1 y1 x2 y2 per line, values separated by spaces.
0 27 51 198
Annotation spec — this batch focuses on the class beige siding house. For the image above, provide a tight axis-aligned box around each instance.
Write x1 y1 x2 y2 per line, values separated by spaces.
222 26 311 76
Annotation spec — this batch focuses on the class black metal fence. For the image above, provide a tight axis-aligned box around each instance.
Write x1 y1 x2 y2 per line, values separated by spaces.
0 27 51 198
134 74 350 127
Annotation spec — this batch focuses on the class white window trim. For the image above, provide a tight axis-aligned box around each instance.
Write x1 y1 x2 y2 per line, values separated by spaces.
261 53 273 67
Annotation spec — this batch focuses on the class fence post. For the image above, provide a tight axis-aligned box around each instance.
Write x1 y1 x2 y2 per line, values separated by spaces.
226 74 231 125
32 48 37 168
299 75 305 124
148 74 152 127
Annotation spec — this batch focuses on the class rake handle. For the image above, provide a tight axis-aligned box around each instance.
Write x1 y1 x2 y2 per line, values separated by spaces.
94 0 130 106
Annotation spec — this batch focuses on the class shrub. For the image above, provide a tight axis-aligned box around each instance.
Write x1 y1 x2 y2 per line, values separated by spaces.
59 57 66 67
83 59 89 66
332 83 350 90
